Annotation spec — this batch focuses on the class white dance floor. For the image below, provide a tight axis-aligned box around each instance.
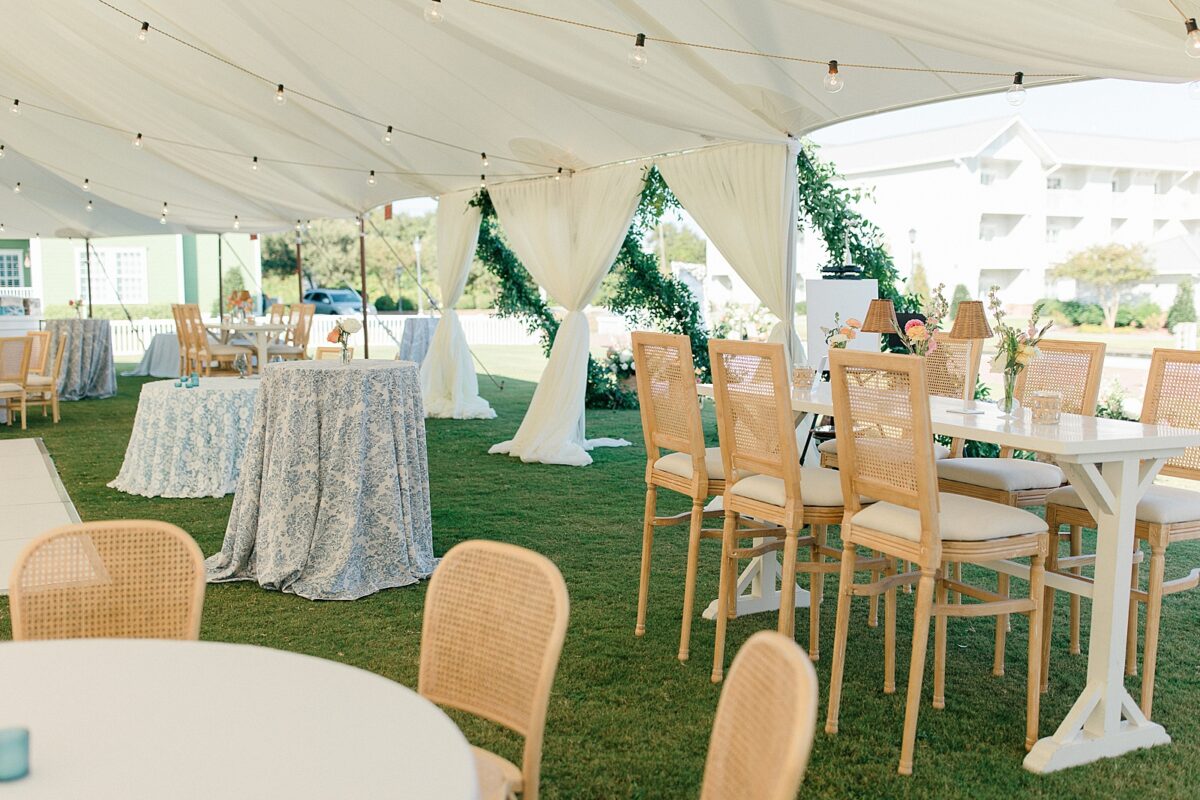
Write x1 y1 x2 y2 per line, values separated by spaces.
0 438 80 593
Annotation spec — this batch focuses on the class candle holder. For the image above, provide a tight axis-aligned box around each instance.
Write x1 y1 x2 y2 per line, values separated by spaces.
0 728 29 781
1030 390 1063 424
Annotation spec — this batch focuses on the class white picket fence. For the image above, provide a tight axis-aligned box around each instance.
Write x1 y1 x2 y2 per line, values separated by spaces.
107 313 538 357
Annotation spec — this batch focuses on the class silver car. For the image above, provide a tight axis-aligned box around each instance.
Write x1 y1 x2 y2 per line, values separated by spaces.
303 288 370 315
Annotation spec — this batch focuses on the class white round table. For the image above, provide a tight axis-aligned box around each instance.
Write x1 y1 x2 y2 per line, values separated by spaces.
0 640 479 799
108 378 260 498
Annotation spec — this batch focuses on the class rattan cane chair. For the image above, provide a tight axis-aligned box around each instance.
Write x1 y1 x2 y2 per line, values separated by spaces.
179 303 249 376
269 303 314 361
170 304 189 375
819 332 981 469
25 331 66 423
9 520 206 640
25 330 51 375
699 631 819 800
419 540 569 800
1042 348 1200 718
268 303 292 344
823 349 1048 775
631 331 731 662
315 346 351 361
708 339 883 681
0 335 31 429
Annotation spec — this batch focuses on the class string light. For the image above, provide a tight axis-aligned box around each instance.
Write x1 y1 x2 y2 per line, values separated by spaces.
1 224 6 233
132 132 143 148
823 60 844 93
9 99 19 115
1007 71 1026 106
233 214 240 230
382 125 393 145
424 0 444 23
628 33 647 69
481 152 489 168
480 174 486 188
0 145 5 159
1187 19 1200 58
138 21 149 42
12 182 20 194
367 169 377 185
86 199 94 212
250 155 259 171
82 177 90 192
555 167 562 180
294 219 302 231
274 83 287 105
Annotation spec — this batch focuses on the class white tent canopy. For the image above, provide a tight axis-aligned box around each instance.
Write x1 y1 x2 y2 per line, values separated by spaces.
0 1 1196 236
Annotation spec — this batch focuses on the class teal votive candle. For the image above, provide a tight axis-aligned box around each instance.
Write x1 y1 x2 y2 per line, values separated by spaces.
0 727 29 781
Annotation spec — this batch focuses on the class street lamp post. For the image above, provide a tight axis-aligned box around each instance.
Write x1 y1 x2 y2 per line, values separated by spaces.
413 236 424 316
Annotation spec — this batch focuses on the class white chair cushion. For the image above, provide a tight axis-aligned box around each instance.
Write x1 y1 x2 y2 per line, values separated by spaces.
853 493 1047 542
0 382 22 393
25 374 52 387
268 344 305 354
654 447 727 481
818 438 950 460
730 467 862 508
472 746 522 800
937 457 1064 492
1047 484 1200 526
206 343 251 356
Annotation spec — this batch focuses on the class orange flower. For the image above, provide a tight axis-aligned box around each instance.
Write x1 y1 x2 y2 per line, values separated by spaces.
840 326 857 340
326 329 340 344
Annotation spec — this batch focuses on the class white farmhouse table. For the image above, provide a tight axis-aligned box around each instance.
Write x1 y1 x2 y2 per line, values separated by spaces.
698 381 1200 773
0 639 479 799
218 322 290 375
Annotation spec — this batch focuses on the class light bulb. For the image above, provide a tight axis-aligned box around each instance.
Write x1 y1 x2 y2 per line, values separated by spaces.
424 0 443 23
12 182 20 193
480 174 486 189
823 60 844 93
138 21 149 42
382 125 393 145
481 152 489 168
1 224 6 233
82 178 90 192
628 33 647 69
159 214 167 225
367 169 377 185
86 200 93 212
555 167 563 181
1187 19 1200 58
0 145 5 159
250 156 259 171
274 84 286 105
1006 71 1026 107
10 99 19 115
233 215 240 230
132 132 143 148
294 220 302 231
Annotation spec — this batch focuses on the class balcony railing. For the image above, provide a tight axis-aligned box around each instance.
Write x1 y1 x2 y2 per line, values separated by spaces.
0 286 34 299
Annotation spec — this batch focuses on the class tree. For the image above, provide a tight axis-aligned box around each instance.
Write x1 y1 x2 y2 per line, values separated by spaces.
907 257 930 303
950 283 971 317
1168 279 1197 331
1048 243 1155 329
645 221 706 267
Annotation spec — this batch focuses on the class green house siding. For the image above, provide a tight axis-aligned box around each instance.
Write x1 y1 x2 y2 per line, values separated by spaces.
0 239 31 286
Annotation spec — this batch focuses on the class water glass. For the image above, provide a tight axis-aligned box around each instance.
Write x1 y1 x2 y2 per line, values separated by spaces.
1030 390 1063 424
792 367 817 389
0 728 29 781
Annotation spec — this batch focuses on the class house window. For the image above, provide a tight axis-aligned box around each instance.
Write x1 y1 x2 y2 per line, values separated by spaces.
979 224 997 242
76 246 148 304
0 250 22 288
1046 177 1062 190
980 170 996 186
1046 227 1061 243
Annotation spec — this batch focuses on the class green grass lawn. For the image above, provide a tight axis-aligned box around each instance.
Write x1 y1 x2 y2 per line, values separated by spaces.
2 345 1199 798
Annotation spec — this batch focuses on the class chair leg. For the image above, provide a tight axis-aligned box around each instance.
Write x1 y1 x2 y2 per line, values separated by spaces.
808 524 826 661
1069 524 1083 655
825 540 858 735
634 485 656 637
1040 539 1058 694
899 572 937 776
933 576 948 710
993 572 1009 677
711 510 738 684
868 551 880 629
19 395 26 430
51 391 59 424
678 498 705 662
1141 542 1167 719
1126 540 1141 678
884 558 897 694
1026 552 1046 750
778 527 800 641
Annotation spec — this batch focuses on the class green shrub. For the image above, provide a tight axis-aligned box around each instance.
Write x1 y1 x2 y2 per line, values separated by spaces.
1115 299 1163 329
1168 279 1197 331
373 295 398 312
1038 298 1104 327
950 284 971 317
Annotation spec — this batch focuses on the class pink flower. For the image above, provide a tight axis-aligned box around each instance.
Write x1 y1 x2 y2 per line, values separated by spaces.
904 319 925 333
927 338 938 354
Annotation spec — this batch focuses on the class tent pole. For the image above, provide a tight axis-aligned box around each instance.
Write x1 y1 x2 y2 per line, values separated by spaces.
295 230 304 303
359 215 370 359
85 238 93 319
783 139 801 368
217 236 224 318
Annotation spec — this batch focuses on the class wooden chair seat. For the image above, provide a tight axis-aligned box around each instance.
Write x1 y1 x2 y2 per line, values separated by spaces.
853 493 1046 543
653 447 729 481
937 458 1064 493
268 343 306 355
729 468 863 508
0 380 22 393
472 745 522 800
820 438 951 462
1049 484 1200 526
24 374 53 388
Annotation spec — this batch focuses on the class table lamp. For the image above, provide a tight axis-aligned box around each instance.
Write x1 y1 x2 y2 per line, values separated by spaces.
948 300 993 415
860 298 899 335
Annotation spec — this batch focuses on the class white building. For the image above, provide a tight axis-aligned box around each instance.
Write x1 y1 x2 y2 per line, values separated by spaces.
817 117 1200 308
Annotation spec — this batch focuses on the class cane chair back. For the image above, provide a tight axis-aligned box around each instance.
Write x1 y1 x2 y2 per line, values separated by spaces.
170 304 188 366
267 303 289 325
0 334 31 381
315 346 351 361
1015 339 1106 416
178 304 204 359
632 332 706 476
288 304 315 349
9 521 205 640
700 631 819 800
419 540 569 800
708 339 800 489
49 332 67 385
25 331 50 375
1142 348 1200 481
925 333 982 457
829 349 940 559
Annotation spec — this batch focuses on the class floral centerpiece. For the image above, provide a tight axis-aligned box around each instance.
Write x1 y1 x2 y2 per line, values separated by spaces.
821 313 861 349
326 317 363 363
227 291 253 322
891 283 949 357
67 298 84 319
603 345 636 391
988 286 1052 417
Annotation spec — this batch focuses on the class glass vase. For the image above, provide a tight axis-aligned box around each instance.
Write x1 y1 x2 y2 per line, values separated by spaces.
340 343 351 364
998 366 1021 419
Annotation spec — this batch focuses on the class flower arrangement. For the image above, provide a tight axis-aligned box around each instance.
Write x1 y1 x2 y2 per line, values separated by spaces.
893 283 949 357
327 316 363 362
227 290 253 322
603 346 636 384
67 298 84 319
988 286 1052 415
821 313 861 349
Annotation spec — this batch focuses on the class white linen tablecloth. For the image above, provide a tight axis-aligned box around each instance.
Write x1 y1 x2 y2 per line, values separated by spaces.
121 332 180 378
45 318 116 401
108 377 258 498
206 359 435 600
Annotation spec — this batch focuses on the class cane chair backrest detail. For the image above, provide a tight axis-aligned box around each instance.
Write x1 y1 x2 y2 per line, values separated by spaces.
289 304 315 349
0 336 32 385
1015 339 1106 416
25 331 51 375
1143 348 1200 481
632 332 706 476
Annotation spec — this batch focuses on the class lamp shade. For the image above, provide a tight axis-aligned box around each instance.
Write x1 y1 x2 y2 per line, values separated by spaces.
949 300 993 339
861 298 899 334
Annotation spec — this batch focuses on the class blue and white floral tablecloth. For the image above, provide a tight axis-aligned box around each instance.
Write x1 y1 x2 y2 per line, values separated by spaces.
109 377 258 498
47 318 116 401
205 359 435 600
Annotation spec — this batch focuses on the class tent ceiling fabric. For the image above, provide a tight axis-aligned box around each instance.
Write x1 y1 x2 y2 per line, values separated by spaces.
1 0 1195 236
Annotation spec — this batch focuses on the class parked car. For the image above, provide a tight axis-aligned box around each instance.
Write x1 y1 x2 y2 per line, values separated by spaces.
302 288 374 315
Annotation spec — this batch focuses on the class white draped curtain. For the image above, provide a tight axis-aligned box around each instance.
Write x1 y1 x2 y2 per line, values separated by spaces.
656 141 804 364
487 163 646 466
420 189 496 420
